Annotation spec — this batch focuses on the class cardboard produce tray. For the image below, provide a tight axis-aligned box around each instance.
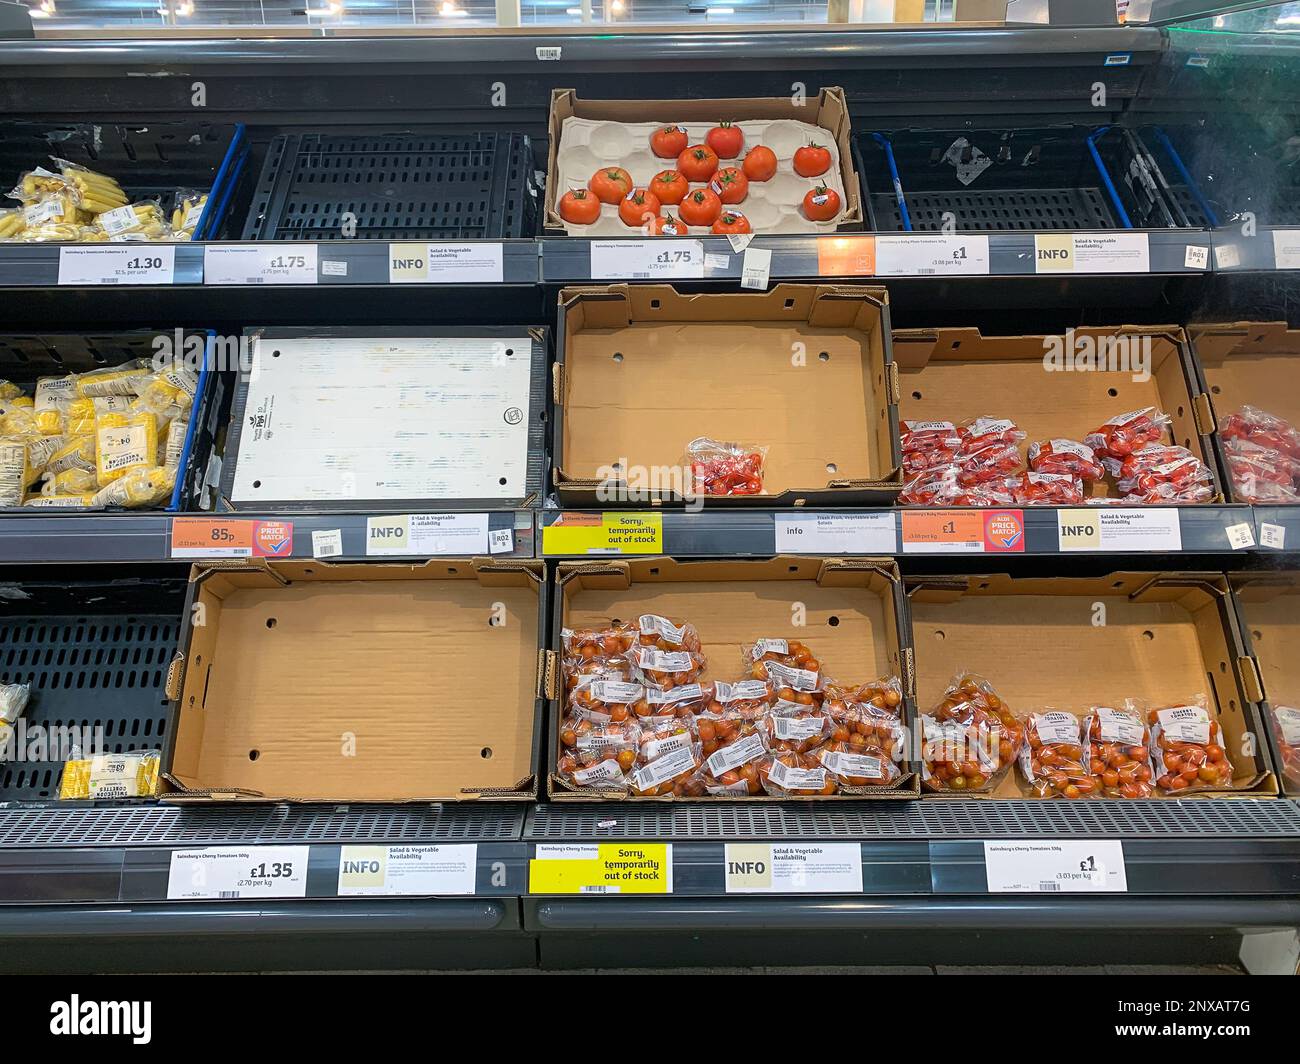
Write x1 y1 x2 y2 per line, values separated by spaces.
545 88 863 235
908 571 1276 799
553 283 901 508
164 559 548 803
550 555 918 801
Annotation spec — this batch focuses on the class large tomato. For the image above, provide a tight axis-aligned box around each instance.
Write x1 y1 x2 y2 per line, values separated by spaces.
618 187 662 229
651 169 689 205
559 187 601 225
709 166 749 204
647 213 686 236
793 144 832 178
677 145 720 183
711 210 751 235
650 125 688 159
742 145 777 182
589 166 633 204
802 184 841 222
678 187 722 227
706 122 744 160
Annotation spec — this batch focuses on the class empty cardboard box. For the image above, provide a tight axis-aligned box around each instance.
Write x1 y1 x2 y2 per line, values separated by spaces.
165 559 548 802
1190 321 1300 504
553 284 901 507
552 555 916 800
908 571 1275 798
893 325 1221 501
1230 571 1300 796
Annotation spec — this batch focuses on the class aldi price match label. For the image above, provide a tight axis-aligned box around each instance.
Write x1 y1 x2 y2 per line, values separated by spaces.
171 518 294 559
336 844 477 896
875 234 989 276
167 846 309 900
204 244 317 285
724 843 863 894
983 840 1127 894
529 843 673 894
774 512 896 554
58 245 176 286
1056 507 1181 552
589 239 705 280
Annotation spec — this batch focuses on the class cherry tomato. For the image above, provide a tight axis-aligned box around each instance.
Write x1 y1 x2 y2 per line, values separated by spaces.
705 121 744 160
794 143 833 177
742 145 778 182
712 209 751 236
618 188 662 229
709 166 749 205
678 187 723 227
801 184 841 222
650 169 689 205
588 166 633 205
650 124 689 159
559 187 601 225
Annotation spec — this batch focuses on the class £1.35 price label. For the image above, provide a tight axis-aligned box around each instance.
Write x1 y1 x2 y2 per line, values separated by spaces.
167 846 310 899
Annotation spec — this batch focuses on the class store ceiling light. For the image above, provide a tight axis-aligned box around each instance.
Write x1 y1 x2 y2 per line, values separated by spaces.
438 1 469 14
28 0 56 15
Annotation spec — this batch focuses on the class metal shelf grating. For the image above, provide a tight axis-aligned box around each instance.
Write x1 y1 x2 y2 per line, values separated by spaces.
0 804 525 847
526 799 1300 840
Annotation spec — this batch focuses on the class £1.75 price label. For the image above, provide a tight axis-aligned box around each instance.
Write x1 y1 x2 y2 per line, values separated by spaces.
167 846 310 899
589 240 705 280
204 244 318 285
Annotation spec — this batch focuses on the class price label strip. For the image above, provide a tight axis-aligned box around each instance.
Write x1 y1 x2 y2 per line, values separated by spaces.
774 512 896 553
875 234 989 276
336 844 478 896
1056 508 1181 552
171 518 294 559
167 846 309 899
589 240 705 280
901 509 1024 554
982 840 1127 893
542 512 663 555
529 843 673 894
365 513 499 557
724 843 863 894
389 242 504 283
58 245 176 286
1034 233 1150 274
204 244 318 285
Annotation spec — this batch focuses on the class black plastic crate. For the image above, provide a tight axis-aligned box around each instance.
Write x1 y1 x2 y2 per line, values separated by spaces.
858 126 1186 232
1138 123 1300 229
0 331 214 513
0 576 186 802
241 131 540 241
0 121 248 239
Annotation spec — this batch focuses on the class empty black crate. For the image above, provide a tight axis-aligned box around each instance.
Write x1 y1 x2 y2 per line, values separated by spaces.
0 331 213 513
858 126 1186 232
0 575 186 801
1139 123 1300 229
0 121 247 239
242 131 540 241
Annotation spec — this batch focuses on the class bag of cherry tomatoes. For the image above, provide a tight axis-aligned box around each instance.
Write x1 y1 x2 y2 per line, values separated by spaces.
1219 405 1300 460
638 680 713 722
561 623 637 695
818 680 905 789
1270 704 1300 791
1018 709 1097 799
631 643 707 688
764 700 830 755
743 637 820 677
920 672 1023 793
1147 698 1233 793
1116 445 1213 504
899 464 963 506
901 420 961 462
567 678 645 724
759 749 838 797
557 719 641 791
629 717 704 797
704 678 775 721
1222 438 1300 503
693 712 769 796
1084 703 1155 799
686 436 767 496
1085 407 1171 465
1028 438 1105 482
637 613 702 652
1014 470 1084 506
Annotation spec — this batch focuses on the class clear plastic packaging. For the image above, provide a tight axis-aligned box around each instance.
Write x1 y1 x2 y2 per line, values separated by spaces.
1147 697 1233 793
558 718 641 790
899 463 962 506
639 680 714 722
686 436 767 496
759 749 836 796
1084 704 1155 799
958 416 1026 454
0 681 30 725
630 721 704 797
1019 709 1097 799
692 713 767 796
1027 438 1105 482
567 678 645 724
743 637 820 677
703 678 775 721
956 441 1023 486
1084 407 1171 462
59 750 161 800
1115 445 1213 504
818 677 905 787
900 419 961 455
1222 438 1300 503
1271 704 1300 792
1219 405 1300 460
921 672 1024 793
631 643 707 688
951 477 1019 507
636 613 702 652
170 189 209 237
1014 470 1084 506
0 207 26 240
94 411 159 487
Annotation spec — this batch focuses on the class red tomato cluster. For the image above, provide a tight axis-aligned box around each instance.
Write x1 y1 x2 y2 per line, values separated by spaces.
1085 706 1155 799
686 436 767 496
1085 407 1169 463
557 623 907 798
1115 444 1213 504
1020 711 1097 799
557 122 842 229
1028 438 1105 482
1149 703 1233 792
1014 470 1084 506
1219 406 1300 503
900 417 1027 506
921 673 1024 793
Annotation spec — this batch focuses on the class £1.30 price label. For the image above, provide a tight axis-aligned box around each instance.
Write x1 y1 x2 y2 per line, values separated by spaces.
167 846 310 899
58 245 176 286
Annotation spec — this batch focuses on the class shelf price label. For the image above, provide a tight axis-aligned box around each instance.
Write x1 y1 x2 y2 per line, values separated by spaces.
542 512 663 555
901 509 1024 553
589 239 705 280
1273 230 1300 270
875 234 989 276
529 843 673 894
204 244 318 285
983 840 1127 894
57 245 176 286
724 843 863 894
167 846 310 899
365 513 499 556
817 235 876 276
171 517 294 559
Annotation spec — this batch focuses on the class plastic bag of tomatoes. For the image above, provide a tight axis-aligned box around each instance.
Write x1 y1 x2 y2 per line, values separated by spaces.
1028 438 1106 483
561 623 638 695
920 672 1023 793
1270 704 1300 791
558 718 641 791
1084 704 1155 799
760 750 838 797
638 680 714 722
567 678 644 725
1219 405 1300 460
693 713 769 796
637 613 702 653
1018 710 1097 799
743 637 820 679
1085 407 1171 466
951 477 1020 507
686 436 767 496
958 416 1026 455
901 420 962 457
1115 445 1213 504
629 717 703 797
1222 438 1300 503
1147 698 1233 793
956 418 1025 486
631 643 707 689
763 701 830 756
704 678 776 722
817 679 905 787
899 464 963 506
1014 470 1084 506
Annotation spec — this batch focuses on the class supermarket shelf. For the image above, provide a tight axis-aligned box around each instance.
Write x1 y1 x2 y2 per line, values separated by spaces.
1208 227 1300 272
1254 506 1299 552
0 511 536 564
539 505 1261 557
